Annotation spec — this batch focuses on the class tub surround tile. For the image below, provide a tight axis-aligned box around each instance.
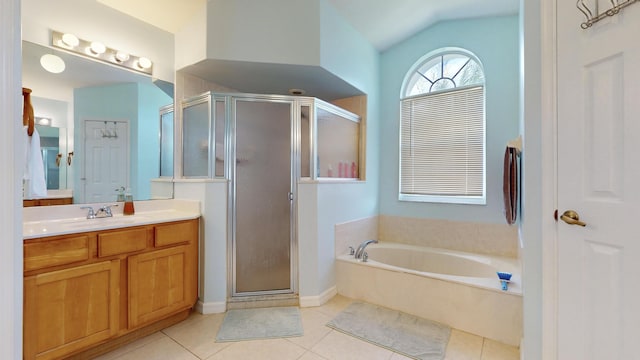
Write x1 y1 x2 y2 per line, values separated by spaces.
378 215 518 258
334 216 378 257
336 261 523 346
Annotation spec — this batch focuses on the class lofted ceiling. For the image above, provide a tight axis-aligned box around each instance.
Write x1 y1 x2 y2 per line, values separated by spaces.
26 0 519 102
95 0 519 50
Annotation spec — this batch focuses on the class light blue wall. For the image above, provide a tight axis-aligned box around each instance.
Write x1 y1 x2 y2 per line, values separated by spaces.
137 82 172 200
379 15 520 224
74 83 138 203
74 83 170 202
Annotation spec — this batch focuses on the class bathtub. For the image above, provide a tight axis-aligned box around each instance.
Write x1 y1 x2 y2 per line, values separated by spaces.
336 242 523 346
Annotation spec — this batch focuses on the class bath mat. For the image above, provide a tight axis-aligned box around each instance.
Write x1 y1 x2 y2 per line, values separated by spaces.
215 306 303 342
327 302 450 360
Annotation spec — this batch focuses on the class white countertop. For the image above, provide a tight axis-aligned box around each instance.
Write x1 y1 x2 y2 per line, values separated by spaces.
24 189 73 200
23 199 201 240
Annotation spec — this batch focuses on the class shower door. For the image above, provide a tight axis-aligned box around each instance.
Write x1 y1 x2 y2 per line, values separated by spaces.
232 98 295 296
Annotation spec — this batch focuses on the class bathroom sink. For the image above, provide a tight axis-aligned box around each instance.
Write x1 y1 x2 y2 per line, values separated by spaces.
23 214 155 236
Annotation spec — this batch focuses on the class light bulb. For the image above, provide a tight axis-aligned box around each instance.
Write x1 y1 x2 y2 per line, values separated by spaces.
115 51 130 63
89 41 106 55
61 33 79 48
40 54 65 74
137 57 152 69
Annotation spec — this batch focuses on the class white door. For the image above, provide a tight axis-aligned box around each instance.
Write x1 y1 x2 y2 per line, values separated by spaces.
83 120 129 203
557 2 640 359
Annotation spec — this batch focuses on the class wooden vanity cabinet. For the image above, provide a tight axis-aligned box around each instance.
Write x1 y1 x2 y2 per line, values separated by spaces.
23 219 199 360
23 261 120 360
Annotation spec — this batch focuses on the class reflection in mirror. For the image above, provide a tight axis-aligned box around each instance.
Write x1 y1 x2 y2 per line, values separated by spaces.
36 124 66 190
22 40 174 204
160 105 174 177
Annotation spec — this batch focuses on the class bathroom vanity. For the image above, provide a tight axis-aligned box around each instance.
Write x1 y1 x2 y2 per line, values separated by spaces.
22 200 200 360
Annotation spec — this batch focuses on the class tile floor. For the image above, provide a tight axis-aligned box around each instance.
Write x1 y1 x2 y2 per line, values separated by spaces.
96 295 519 360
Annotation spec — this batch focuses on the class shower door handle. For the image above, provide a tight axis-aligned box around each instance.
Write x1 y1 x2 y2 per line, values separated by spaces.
288 192 294 201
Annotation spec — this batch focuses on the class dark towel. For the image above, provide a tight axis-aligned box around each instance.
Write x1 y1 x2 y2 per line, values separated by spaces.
503 147 518 225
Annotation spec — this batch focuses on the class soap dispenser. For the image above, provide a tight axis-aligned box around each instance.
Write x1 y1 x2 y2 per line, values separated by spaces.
123 188 135 215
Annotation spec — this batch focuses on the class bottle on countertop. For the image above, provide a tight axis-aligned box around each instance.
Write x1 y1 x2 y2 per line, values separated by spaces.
123 188 135 215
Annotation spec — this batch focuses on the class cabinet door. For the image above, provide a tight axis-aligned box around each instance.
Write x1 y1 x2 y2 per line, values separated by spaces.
23 260 120 360
128 245 192 328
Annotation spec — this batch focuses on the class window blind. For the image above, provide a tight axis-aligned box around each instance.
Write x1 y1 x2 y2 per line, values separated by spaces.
400 86 484 199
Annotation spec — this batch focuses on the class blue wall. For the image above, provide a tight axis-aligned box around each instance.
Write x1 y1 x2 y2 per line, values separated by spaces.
74 82 171 201
379 15 520 224
137 82 173 199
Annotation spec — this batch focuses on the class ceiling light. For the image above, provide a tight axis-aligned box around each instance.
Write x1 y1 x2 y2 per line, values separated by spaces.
89 41 106 55
137 57 152 69
40 54 65 74
115 51 130 63
288 88 306 96
61 33 79 48
51 30 153 75
36 117 51 126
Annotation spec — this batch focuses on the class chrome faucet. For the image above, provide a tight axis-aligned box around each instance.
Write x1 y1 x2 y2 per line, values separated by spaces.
80 206 96 219
80 204 117 219
96 204 116 218
354 239 378 260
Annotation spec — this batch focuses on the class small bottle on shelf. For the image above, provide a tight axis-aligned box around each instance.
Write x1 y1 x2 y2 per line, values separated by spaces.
123 188 135 215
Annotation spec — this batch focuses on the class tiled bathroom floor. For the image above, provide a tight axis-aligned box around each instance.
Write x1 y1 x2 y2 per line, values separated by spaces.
95 295 519 360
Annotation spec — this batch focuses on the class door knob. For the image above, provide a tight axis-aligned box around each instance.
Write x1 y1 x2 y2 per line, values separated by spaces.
560 210 587 227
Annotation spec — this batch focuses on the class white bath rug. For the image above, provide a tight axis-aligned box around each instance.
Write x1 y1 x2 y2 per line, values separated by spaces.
215 306 303 342
327 302 450 360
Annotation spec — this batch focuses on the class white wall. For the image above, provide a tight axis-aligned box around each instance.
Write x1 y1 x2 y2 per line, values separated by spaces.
521 0 554 358
205 0 321 66
21 0 174 82
0 0 23 357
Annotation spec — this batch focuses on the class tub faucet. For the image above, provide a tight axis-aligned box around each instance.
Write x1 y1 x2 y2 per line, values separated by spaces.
354 239 378 260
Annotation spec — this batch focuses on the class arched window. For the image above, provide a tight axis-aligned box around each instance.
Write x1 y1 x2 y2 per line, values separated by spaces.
399 49 486 204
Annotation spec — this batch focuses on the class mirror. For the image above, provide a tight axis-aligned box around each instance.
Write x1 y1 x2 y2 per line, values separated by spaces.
35 124 67 190
22 40 174 204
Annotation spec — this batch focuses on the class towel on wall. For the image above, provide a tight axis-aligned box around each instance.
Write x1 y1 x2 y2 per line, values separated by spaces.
24 127 47 198
503 146 518 225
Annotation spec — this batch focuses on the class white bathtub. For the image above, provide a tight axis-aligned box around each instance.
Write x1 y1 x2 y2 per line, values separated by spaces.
336 242 523 346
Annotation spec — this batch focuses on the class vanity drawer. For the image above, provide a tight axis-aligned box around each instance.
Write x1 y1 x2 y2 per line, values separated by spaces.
98 228 148 257
154 221 197 247
24 235 90 271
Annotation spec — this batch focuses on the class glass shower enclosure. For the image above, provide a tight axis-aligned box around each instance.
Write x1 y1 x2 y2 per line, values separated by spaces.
181 92 361 300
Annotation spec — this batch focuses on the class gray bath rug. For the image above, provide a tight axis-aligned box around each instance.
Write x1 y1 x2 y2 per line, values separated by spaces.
215 306 303 342
327 302 450 360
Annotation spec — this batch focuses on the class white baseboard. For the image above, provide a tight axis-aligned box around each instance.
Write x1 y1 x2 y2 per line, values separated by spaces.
299 286 337 307
195 300 226 314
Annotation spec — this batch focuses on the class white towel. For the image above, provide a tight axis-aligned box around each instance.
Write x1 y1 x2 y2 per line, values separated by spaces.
24 127 47 198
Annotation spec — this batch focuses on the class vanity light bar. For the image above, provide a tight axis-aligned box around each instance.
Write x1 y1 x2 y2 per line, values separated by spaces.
51 30 153 76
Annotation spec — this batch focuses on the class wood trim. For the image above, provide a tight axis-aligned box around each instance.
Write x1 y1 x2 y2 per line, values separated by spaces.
128 245 191 328
154 220 195 247
24 260 120 360
98 228 148 257
24 235 90 271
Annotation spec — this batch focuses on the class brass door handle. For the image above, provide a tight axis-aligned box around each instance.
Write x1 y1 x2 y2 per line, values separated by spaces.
560 210 587 227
